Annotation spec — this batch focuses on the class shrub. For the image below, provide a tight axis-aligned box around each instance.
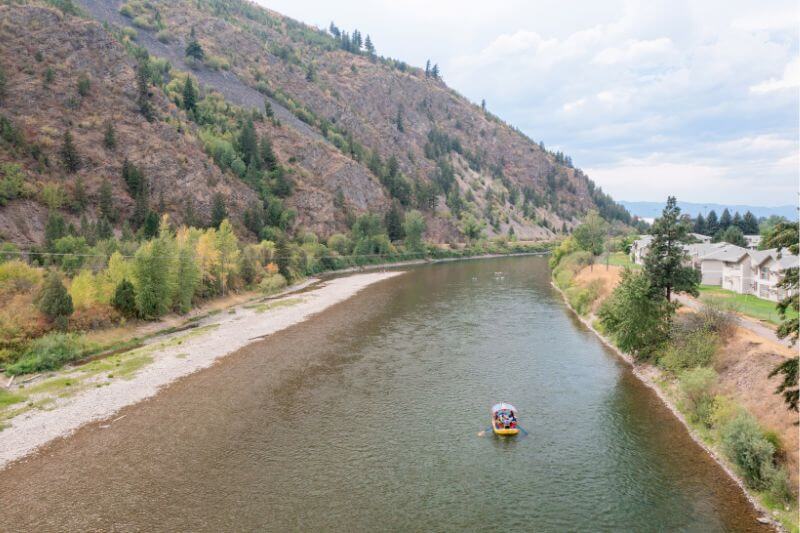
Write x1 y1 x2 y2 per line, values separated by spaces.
566 279 603 316
5 333 90 375
719 412 776 490
258 273 287 294
37 272 73 329
0 260 42 294
155 29 174 43
678 367 717 426
0 163 25 205
111 279 137 317
659 329 718 372
204 55 230 70
327 233 352 255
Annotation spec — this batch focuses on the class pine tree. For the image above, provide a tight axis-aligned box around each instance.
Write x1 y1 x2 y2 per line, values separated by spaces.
260 136 277 171
693 213 706 235
385 202 404 242
364 35 375 58
742 211 759 235
211 192 227 228
122 159 142 196
425 60 431 78
98 179 115 222
719 208 732 230
112 278 137 317
0 65 6 104
185 28 205 61
328 22 340 38
133 187 150 229
238 118 259 168
96 216 113 240
275 236 291 281
142 210 159 238
264 99 274 119
644 196 700 302
731 211 743 231
44 211 66 249
182 75 198 113
367 151 382 177
395 106 404 132
38 271 73 329
73 176 87 213
60 130 80 173
136 62 154 121
103 121 116 150
705 210 719 234
431 64 440 79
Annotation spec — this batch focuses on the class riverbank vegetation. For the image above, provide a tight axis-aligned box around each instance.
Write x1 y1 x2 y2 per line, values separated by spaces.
1 211 549 376
551 198 798 530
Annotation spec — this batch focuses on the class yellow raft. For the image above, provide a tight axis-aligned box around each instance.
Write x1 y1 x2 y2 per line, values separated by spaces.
491 403 520 436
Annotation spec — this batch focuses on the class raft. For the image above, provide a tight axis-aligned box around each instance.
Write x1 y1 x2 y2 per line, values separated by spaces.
491 402 520 436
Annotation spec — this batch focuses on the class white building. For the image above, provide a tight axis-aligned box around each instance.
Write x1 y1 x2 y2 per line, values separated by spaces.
697 245 749 287
744 235 762 250
630 235 653 265
750 251 799 302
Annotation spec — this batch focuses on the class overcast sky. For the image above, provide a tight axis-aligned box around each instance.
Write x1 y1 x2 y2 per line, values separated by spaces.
258 0 798 206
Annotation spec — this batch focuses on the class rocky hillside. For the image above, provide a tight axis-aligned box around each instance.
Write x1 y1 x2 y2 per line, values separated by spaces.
0 0 630 246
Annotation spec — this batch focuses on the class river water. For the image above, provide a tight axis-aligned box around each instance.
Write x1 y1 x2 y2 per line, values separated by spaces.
0 257 766 531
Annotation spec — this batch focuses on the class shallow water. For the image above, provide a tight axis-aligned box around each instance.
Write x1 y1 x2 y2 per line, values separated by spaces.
0 257 766 531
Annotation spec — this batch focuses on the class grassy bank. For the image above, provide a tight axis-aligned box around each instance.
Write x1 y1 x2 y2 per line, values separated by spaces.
699 285 798 326
552 249 798 532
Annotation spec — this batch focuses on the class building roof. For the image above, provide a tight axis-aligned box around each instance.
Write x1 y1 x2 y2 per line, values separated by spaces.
634 235 654 246
699 244 749 263
747 249 774 265
685 242 725 257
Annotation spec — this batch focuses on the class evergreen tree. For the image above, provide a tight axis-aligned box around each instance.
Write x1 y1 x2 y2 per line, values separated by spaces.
44 211 67 249
133 187 150 229
238 118 259 168
211 192 227 228
352 30 362 50
367 151 382 176
395 106 404 132
182 75 198 113
264 99 274 119
142 210 159 239
763 221 799 411
122 159 143 196
96 216 113 240
112 279 137 317
385 202 404 242
275 236 291 281
644 196 700 301
705 210 719 234
98 179 115 222
259 136 277 171
38 271 74 330
73 176 88 213
270 166 293 197
185 28 205 61
136 62 154 121
431 64 440 79
719 208 732 230
742 211 759 234
364 35 375 58
425 60 431 78
103 121 116 150
329 22 340 38
731 211 743 231
60 130 80 173
693 213 706 235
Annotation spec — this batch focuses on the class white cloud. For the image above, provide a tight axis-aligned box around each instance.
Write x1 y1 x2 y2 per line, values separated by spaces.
258 0 798 205
750 57 800 94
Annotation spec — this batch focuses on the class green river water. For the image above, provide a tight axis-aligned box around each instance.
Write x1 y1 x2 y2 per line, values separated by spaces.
0 256 766 531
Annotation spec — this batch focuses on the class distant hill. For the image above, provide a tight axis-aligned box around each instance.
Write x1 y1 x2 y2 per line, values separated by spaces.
619 201 796 221
0 0 632 246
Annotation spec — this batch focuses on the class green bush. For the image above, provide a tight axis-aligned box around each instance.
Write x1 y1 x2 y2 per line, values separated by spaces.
112 279 137 318
659 329 718 372
258 273 287 294
37 272 73 329
566 279 603 316
719 412 776 490
5 333 90 375
678 367 717 427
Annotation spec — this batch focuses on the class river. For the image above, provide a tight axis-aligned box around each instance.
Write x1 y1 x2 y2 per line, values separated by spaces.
0 256 766 531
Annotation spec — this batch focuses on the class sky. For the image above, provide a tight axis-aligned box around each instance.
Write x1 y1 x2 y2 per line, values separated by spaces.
258 0 799 206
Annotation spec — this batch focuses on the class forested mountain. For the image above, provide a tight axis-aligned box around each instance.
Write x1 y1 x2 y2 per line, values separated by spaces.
0 0 630 245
